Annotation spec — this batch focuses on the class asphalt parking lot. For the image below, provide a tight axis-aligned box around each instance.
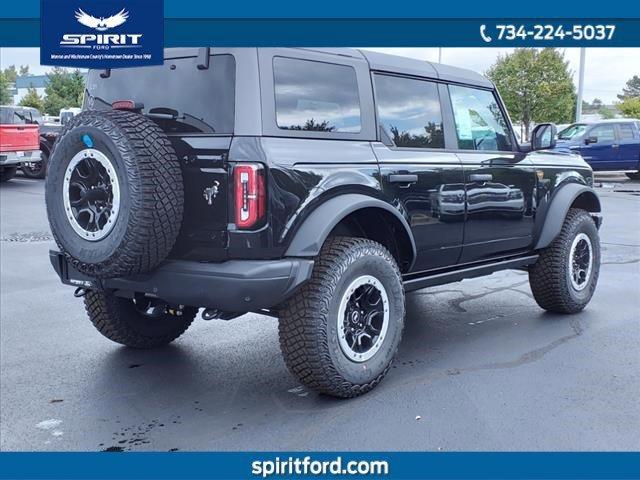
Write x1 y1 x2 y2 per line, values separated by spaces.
1 172 639 452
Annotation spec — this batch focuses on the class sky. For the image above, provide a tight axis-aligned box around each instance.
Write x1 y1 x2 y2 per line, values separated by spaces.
1 47 637 104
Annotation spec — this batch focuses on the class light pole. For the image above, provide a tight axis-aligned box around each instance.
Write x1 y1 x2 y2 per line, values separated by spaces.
575 48 586 122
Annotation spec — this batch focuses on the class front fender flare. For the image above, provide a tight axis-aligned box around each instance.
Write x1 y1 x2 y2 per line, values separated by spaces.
534 184 601 250
284 193 417 268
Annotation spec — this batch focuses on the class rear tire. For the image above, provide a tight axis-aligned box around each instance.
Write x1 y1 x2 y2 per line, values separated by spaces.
279 237 405 398
0 166 18 183
529 208 600 314
84 290 197 348
21 150 48 179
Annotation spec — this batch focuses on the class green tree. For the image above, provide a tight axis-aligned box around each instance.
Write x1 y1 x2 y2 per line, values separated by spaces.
618 97 640 118
19 65 30 76
43 68 85 115
617 75 640 101
0 71 12 104
599 107 616 119
486 48 576 139
2 65 18 83
19 87 45 111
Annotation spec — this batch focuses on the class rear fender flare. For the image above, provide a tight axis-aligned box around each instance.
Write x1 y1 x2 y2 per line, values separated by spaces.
285 193 417 270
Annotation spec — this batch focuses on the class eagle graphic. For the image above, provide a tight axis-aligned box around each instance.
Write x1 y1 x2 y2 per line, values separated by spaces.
74 8 129 31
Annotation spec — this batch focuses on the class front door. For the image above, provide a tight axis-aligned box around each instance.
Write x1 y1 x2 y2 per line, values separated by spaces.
446 84 537 262
580 123 618 170
372 73 465 273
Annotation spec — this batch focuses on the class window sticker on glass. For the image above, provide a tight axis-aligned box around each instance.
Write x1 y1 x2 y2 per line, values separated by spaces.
453 106 474 140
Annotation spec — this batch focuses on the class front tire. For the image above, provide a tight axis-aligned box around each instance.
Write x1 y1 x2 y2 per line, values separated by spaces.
279 237 405 398
84 290 197 348
529 209 600 314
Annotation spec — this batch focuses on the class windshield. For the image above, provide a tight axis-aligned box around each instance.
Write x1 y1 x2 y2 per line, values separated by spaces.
558 123 587 140
84 54 235 134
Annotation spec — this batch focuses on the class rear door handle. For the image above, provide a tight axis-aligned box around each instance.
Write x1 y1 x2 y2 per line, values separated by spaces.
612 144 619 149
389 174 418 184
469 174 493 182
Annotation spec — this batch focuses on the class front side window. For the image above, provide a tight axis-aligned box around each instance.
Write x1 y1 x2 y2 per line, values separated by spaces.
449 85 513 151
558 123 587 140
273 57 361 133
588 124 616 142
374 74 444 149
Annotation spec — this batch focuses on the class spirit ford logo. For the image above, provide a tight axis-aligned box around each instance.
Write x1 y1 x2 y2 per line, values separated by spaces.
59 8 143 47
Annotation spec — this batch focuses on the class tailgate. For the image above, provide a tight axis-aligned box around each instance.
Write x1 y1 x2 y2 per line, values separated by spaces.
0 124 40 152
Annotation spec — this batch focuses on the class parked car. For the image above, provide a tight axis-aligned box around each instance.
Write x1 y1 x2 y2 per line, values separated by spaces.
16 106 62 179
0 106 41 182
556 119 640 179
46 48 602 398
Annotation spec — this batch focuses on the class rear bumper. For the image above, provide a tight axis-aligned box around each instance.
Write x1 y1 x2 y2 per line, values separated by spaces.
49 251 314 312
0 150 41 166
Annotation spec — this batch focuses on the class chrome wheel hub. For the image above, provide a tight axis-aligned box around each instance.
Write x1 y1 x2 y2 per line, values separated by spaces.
569 233 593 291
63 149 120 241
337 275 390 362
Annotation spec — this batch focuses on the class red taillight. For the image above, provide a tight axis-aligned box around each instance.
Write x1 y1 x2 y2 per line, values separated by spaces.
234 163 266 229
112 100 141 111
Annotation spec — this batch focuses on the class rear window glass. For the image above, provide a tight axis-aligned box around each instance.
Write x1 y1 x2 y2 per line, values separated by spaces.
0 107 29 125
374 74 444 149
84 54 235 134
273 57 361 133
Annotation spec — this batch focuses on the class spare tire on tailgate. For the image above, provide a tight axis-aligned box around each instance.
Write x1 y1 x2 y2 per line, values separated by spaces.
45 110 184 279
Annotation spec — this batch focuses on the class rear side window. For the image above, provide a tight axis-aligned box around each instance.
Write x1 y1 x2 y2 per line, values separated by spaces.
374 74 444 149
618 123 636 139
589 124 616 142
273 57 361 133
449 85 513 151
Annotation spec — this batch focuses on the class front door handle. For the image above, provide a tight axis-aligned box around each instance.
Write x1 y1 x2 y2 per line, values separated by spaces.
389 174 418 184
612 144 619 149
469 173 493 182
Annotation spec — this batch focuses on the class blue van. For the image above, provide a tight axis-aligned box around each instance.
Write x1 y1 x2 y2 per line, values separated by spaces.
556 119 640 179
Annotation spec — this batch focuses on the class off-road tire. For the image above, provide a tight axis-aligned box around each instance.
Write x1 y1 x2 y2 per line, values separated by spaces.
84 290 197 348
0 166 18 183
21 149 48 179
529 208 600 314
46 110 184 279
625 171 640 181
279 237 405 398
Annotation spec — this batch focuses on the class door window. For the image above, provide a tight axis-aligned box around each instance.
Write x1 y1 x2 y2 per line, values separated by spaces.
273 57 361 133
448 85 513 152
588 125 616 143
374 74 444 149
618 123 636 139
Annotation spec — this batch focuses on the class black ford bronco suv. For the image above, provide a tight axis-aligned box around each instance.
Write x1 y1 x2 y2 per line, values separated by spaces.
46 48 602 398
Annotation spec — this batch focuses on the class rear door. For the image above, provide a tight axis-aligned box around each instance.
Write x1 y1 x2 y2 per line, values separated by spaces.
615 122 640 169
446 84 536 262
372 73 464 272
579 123 618 169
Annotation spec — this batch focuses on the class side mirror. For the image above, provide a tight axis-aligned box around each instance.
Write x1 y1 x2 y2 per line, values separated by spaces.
585 136 598 145
531 123 557 150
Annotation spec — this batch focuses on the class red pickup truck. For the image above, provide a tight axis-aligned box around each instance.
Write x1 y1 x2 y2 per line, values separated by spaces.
1 106 42 182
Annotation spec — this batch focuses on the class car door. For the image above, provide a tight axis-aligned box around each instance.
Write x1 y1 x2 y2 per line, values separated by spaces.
372 74 465 273
615 122 640 169
579 123 618 170
446 84 537 263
